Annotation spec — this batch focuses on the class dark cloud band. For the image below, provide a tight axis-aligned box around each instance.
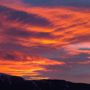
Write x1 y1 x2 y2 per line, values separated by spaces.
23 0 90 8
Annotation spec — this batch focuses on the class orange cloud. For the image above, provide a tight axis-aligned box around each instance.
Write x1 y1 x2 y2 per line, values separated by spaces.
77 60 90 65
0 3 90 81
1 5 89 48
0 51 65 79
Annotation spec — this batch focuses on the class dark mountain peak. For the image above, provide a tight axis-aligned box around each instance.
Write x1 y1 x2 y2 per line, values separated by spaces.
0 73 24 85
0 73 12 80
0 73 23 79
0 73 90 90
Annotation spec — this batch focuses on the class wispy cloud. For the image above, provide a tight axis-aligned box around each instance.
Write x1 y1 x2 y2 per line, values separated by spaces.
0 51 64 79
0 1 90 83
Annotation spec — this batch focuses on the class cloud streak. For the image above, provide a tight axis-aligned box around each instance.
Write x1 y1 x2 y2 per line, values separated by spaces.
23 0 90 8
0 1 90 83
0 51 64 79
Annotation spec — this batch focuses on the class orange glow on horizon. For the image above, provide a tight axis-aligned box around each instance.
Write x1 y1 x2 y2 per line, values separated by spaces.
0 51 65 79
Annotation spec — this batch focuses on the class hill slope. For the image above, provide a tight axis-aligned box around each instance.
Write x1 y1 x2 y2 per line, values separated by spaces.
0 73 90 90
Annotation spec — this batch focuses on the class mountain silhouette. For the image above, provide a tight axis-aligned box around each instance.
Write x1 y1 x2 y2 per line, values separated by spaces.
0 73 90 90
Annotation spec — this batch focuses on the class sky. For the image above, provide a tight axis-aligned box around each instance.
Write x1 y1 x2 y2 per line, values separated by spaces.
0 0 90 83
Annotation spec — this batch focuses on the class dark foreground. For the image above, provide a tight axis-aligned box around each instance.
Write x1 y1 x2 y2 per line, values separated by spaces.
0 73 90 90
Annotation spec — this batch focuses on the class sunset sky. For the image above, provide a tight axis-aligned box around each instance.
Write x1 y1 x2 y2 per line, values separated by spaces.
0 0 90 83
